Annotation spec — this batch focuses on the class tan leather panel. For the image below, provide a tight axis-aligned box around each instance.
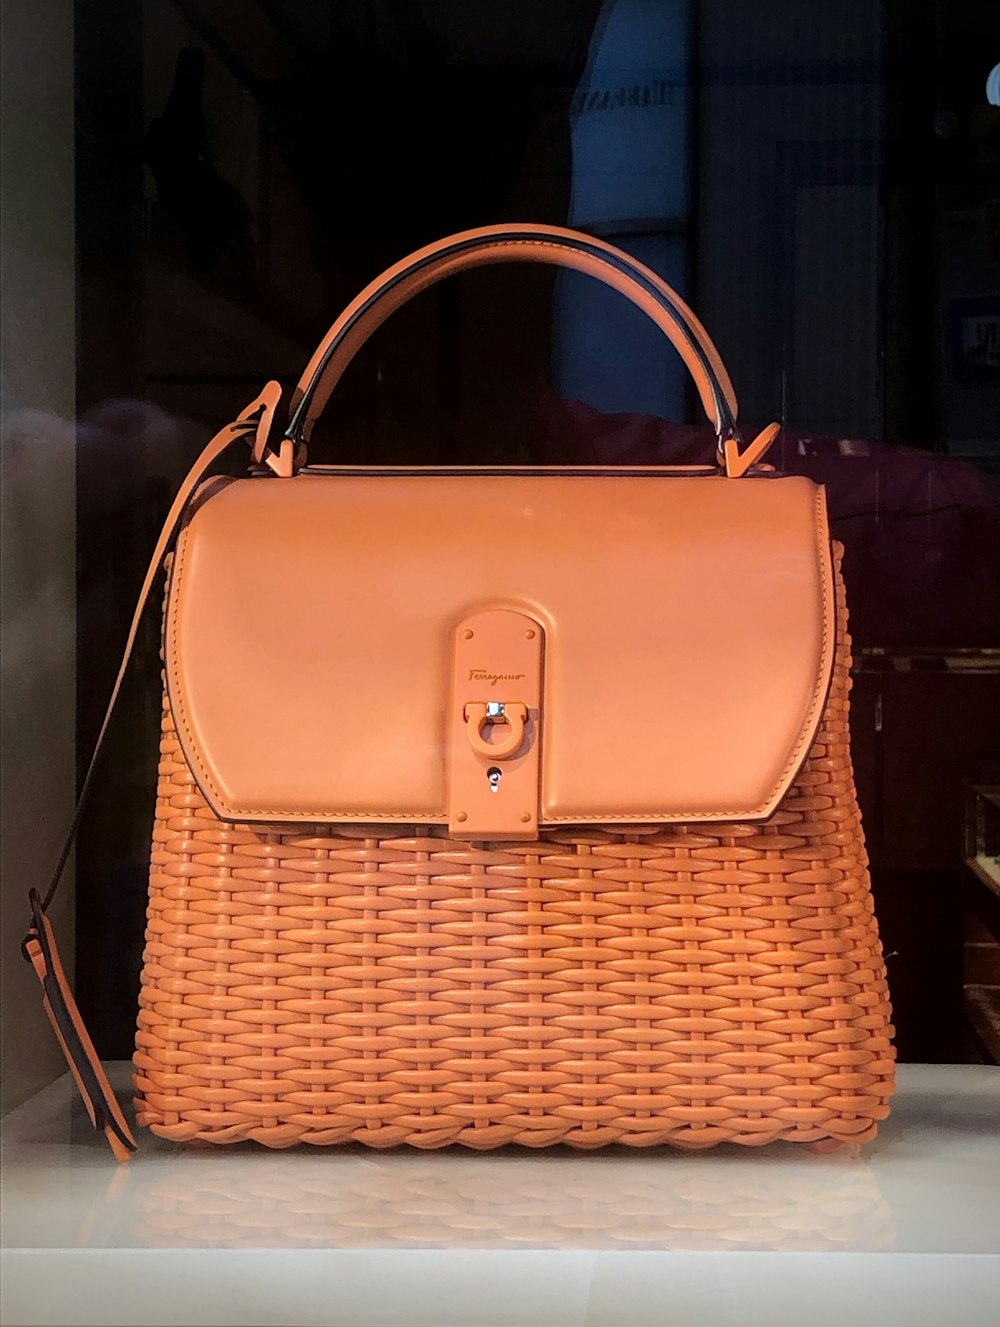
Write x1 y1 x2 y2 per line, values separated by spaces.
291 224 738 440
166 472 832 828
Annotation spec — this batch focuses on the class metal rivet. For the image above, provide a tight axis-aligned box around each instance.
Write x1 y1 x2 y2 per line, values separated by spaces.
463 630 474 639
524 629 535 639
456 811 468 822
520 812 532 823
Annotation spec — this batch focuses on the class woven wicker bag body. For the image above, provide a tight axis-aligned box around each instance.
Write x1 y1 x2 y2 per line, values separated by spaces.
135 553 893 1150
24 225 894 1160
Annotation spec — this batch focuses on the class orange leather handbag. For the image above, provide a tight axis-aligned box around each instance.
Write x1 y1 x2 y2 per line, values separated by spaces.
26 225 894 1159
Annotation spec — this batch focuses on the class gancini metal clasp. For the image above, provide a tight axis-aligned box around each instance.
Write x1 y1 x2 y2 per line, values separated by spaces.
448 610 543 839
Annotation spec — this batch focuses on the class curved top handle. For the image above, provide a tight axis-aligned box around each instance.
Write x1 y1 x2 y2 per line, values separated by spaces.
285 224 741 449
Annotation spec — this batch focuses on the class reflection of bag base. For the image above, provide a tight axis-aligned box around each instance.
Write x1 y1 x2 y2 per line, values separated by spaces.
132 1150 896 1252
135 551 893 1153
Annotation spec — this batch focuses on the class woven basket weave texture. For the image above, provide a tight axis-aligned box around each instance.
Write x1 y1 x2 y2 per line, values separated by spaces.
135 559 895 1150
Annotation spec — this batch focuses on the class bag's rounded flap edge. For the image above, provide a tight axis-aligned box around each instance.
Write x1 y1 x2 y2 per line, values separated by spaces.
163 473 835 829
539 501 835 826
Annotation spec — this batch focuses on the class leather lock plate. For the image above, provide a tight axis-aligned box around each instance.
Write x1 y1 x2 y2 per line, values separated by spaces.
448 610 543 839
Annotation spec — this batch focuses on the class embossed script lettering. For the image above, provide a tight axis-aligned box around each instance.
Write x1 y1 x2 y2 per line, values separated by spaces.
468 669 526 686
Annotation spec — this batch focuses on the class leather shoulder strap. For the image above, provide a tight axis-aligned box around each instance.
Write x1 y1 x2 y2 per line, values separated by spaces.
20 385 281 1161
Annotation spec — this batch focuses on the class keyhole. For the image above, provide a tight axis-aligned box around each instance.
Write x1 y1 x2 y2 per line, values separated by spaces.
487 766 502 793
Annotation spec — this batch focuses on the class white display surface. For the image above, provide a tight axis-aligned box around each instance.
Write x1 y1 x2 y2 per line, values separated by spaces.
2 1062 999 1327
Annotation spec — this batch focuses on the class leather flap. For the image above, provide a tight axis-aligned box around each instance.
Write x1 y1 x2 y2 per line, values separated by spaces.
166 473 833 829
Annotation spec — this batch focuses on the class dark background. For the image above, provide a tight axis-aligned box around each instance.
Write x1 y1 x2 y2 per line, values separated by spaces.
72 0 1000 1061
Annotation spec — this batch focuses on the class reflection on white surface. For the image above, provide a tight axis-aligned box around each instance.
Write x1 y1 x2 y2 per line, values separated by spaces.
3 1065 1000 1327
2 1064 998 1254
131 1148 894 1252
